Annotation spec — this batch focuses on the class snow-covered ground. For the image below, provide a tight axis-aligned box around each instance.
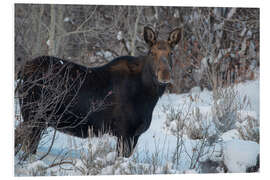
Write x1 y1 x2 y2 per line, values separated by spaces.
15 79 260 175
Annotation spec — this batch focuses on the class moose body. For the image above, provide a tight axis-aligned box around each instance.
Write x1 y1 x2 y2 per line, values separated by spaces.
15 27 181 157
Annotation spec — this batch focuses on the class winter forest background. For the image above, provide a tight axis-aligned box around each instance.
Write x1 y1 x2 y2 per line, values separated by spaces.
14 4 260 176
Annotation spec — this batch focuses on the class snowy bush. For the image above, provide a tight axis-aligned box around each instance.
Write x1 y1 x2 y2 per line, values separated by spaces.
236 111 260 143
71 134 118 175
15 160 48 176
198 139 260 173
163 104 187 137
212 88 237 133
185 107 214 140
211 85 259 143
15 132 184 176
212 87 250 133
162 79 259 173
162 100 220 171
162 101 192 169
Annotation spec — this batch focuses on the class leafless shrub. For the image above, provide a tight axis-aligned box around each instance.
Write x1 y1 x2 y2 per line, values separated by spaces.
15 129 184 176
69 131 118 175
212 88 238 133
237 114 259 143
185 107 211 140
162 87 256 172
162 100 192 169
162 98 220 171
211 86 251 134
163 104 187 137
14 58 108 163
183 107 219 170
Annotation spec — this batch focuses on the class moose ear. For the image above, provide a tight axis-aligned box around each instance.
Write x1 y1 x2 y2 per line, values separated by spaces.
168 28 182 49
144 26 156 47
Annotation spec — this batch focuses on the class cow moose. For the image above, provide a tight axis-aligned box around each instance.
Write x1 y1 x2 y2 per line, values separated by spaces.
15 26 182 158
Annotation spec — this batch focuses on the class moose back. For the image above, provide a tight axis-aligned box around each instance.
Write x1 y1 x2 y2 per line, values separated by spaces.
15 26 181 157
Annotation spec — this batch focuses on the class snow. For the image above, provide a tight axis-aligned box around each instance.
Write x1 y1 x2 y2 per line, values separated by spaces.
235 77 260 114
64 17 70 22
220 129 241 141
15 160 47 176
173 10 180 18
96 50 114 61
190 86 201 93
106 152 117 163
101 165 114 175
46 39 50 46
15 78 260 175
223 140 259 173
27 160 47 170
237 110 257 121
117 31 123 40
183 169 198 174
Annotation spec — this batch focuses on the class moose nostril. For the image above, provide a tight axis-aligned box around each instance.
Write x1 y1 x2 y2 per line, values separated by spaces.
157 70 173 85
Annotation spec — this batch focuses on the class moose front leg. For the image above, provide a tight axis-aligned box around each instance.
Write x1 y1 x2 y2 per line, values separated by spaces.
117 136 139 157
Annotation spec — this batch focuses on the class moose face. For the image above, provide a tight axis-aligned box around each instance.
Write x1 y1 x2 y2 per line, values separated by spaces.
144 26 182 85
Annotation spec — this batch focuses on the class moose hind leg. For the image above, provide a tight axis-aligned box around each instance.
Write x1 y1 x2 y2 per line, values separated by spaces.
15 121 44 157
